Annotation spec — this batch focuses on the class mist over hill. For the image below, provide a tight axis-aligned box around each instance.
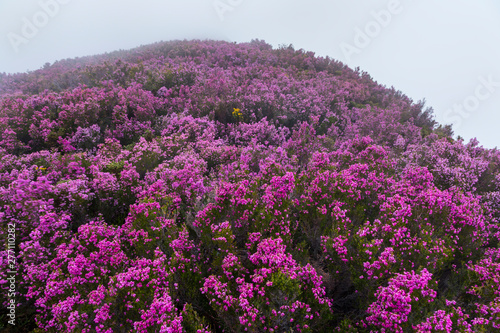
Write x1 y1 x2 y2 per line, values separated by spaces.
0 40 499 332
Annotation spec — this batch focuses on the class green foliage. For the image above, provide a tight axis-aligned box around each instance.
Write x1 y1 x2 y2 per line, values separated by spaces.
181 304 212 333
103 161 125 175
315 116 338 136
269 271 302 302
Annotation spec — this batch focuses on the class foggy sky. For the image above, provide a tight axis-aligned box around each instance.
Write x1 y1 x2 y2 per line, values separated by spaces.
1 0 499 148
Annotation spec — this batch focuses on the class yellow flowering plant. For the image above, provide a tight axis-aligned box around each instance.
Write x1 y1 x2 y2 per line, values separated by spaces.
232 108 243 122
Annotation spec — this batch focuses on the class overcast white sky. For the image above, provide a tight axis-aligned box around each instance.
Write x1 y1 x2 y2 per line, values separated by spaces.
1 0 499 148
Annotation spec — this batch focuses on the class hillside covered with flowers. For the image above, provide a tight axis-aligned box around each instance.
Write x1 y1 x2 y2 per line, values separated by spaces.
0 40 499 332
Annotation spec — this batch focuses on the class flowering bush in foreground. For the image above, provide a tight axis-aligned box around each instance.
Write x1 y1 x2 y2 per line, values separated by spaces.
0 40 499 332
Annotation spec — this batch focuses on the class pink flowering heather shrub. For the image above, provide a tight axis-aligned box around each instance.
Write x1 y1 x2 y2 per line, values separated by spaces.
365 269 437 332
413 300 473 333
0 40 498 332
201 237 332 332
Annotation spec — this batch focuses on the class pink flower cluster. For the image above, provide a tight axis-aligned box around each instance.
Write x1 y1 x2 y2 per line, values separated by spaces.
366 269 437 331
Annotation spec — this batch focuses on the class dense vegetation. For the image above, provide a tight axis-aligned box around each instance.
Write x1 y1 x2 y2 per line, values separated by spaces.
0 40 499 332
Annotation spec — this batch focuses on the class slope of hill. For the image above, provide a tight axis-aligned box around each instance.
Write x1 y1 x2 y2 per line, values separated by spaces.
0 40 499 332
